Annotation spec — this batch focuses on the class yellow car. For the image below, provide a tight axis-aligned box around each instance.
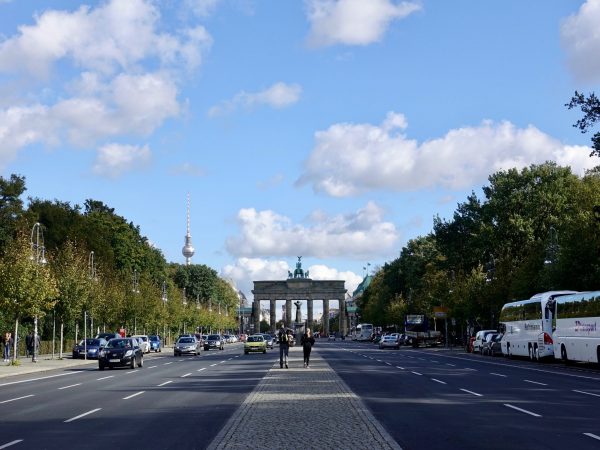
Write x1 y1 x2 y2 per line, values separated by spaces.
244 334 267 354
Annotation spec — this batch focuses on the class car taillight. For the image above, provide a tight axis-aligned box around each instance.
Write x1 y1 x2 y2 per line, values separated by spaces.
543 332 553 345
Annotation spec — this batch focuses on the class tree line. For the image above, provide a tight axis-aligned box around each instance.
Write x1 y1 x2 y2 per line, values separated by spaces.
0 175 240 354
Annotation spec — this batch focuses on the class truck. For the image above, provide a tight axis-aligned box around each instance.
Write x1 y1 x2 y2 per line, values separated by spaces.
405 315 441 347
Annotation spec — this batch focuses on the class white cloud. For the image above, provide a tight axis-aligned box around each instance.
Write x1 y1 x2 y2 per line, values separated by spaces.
92 143 151 178
0 0 211 77
185 0 223 17
169 162 207 177
208 82 302 116
561 0 600 83
221 257 362 302
296 112 597 197
305 0 421 47
226 202 399 259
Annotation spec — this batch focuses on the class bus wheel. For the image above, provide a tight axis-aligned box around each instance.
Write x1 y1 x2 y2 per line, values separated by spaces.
506 343 511 359
528 345 533 361
561 345 569 364
596 347 600 368
533 344 539 362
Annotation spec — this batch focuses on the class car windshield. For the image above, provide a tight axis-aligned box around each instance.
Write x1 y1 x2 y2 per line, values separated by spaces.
208 335 220 340
178 338 195 343
80 339 101 346
138 336 148 342
106 339 131 349
149 336 159 341
248 336 263 342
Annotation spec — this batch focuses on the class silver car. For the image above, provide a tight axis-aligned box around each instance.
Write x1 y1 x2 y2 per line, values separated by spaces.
174 337 201 356
379 335 400 350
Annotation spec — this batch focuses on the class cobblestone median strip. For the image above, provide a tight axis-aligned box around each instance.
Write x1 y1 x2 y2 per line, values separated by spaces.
207 347 402 450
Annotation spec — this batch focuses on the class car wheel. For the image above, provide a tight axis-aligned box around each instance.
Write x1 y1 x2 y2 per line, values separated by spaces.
138 356 143 368
99 364 105 371
263 349 266 354
130 357 136 369
244 351 248 355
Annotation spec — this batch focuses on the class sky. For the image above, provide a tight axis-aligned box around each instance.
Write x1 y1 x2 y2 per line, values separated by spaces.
1 0 599 319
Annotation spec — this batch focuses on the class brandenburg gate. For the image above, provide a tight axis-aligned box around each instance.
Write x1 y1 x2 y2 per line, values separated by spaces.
251 257 347 336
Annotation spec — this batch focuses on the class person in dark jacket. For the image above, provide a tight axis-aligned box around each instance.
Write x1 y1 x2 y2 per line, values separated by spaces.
301 328 315 368
277 325 289 369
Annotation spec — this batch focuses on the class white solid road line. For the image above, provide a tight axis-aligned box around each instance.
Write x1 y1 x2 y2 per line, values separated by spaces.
0 440 23 449
96 376 114 381
584 433 600 441
123 391 145 400
0 395 34 404
490 373 507 377
58 383 82 390
523 379 548 386
64 408 102 423
0 371 79 387
396 366 405 370
504 403 541 417
573 389 600 398
460 389 482 397
210 363 217 367
197 368 206 372
385 362 392 366
411 371 422 376
164 362 173 365
431 378 447 384
181 373 192 378
147 365 157 369
157 381 172 387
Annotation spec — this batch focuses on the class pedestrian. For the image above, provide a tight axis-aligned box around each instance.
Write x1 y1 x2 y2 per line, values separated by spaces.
3 331 13 362
277 325 289 369
25 332 33 357
301 328 315 368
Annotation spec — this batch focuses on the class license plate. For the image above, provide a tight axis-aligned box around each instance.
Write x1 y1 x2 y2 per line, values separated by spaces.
109 359 120 363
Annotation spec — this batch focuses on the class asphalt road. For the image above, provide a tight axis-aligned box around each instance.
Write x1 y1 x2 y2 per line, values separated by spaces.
318 340 600 450
0 344 275 450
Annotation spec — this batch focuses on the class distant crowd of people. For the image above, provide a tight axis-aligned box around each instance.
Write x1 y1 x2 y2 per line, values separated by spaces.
2 330 41 362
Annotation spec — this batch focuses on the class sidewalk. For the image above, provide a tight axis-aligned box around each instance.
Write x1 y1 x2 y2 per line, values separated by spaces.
0 353 97 380
207 346 402 450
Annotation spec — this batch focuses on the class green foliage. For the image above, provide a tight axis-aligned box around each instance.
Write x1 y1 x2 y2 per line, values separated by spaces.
0 174 26 253
567 91 600 157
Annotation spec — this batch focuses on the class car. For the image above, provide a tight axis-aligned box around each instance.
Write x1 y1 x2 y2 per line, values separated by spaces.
98 338 143 370
96 332 121 341
132 335 150 353
222 334 232 344
379 335 400 350
174 336 201 356
261 334 274 349
204 334 224 351
148 335 162 352
328 334 336 341
194 333 205 348
72 338 107 359
481 333 503 356
244 335 267 354
472 330 498 353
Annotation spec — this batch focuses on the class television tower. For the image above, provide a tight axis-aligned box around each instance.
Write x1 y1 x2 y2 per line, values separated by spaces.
182 193 195 265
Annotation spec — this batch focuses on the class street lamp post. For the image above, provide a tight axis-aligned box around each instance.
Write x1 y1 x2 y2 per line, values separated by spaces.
132 270 140 334
30 222 47 363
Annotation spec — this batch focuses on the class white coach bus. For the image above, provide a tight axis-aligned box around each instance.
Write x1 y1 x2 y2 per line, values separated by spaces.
500 291 576 361
553 291 600 364
355 323 374 341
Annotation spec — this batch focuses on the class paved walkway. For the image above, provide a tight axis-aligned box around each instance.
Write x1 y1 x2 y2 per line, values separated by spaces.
0 353 97 380
207 346 402 450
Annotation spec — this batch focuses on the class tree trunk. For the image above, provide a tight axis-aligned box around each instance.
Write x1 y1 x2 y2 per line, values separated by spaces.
12 317 19 363
60 322 64 359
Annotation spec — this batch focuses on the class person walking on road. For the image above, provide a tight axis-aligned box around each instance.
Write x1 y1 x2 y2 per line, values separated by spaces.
301 328 315 368
3 331 13 362
277 325 289 369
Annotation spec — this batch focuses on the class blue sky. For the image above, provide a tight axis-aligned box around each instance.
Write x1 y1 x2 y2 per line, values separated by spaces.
0 0 599 312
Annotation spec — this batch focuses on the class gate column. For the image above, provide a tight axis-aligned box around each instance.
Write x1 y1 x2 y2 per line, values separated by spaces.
253 299 260 334
285 299 292 329
307 299 314 331
270 298 276 333
323 300 330 336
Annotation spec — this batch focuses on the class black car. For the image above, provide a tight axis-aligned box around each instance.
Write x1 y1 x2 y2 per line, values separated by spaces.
72 338 107 359
96 332 121 341
204 334 224 351
98 338 143 370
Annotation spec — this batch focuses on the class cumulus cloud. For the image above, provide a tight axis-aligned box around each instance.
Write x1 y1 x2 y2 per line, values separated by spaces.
296 112 597 197
305 0 421 47
0 0 211 170
185 0 223 17
208 82 302 116
561 0 600 83
221 257 362 301
226 202 399 259
92 143 151 178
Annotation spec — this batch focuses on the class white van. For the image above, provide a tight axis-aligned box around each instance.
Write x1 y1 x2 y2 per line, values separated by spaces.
472 330 497 353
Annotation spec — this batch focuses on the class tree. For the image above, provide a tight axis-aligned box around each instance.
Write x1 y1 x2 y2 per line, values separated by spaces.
567 91 600 157
0 232 58 361
0 174 26 253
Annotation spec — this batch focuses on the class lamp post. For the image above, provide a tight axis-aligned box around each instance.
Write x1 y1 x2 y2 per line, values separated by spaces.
132 270 140 335
30 222 47 363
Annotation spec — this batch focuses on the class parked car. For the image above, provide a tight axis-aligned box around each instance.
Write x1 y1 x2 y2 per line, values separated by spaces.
472 330 498 353
204 334 224 351
132 335 150 353
194 334 205 348
482 333 503 356
98 338 143 370
72 338 107 359
174 336 201 356
262 334 274 349
379 335 400 350
148 335 162 352
96 332 121 341
244 334 267 354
